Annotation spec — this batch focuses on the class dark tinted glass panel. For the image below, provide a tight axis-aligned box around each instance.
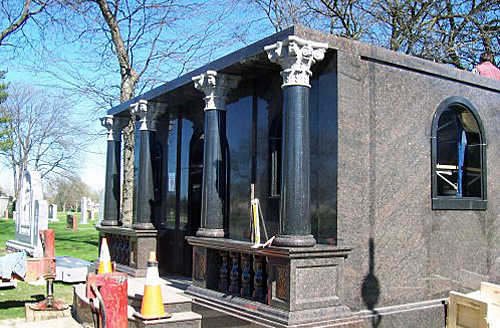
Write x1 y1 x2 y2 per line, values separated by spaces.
179 118 193 230
436 106 481 197
165 113 178 229
132 120 141 223
227 82 253 241
310 53 338 245
256 74 282 239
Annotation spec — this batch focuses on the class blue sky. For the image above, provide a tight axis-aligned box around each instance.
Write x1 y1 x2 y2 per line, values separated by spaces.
0 1 274 195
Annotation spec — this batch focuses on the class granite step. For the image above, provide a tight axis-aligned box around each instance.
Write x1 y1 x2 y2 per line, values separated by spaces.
127 306 201 328
73 276 197 327
127 277 193 313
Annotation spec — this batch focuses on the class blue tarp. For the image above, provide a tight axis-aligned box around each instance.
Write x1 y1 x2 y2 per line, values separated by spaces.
0 251 26 279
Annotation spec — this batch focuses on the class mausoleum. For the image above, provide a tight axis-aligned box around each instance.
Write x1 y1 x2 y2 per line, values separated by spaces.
97 26 500 327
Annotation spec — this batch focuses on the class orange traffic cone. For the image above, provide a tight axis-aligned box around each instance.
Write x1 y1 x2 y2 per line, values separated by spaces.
135 252 171 320
97 238 112 274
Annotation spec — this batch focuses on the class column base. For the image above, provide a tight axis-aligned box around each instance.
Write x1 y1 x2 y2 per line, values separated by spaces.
132 222 155 230
95 225 158 277
196 228 225 238
273 234 316 247
100 219 119 226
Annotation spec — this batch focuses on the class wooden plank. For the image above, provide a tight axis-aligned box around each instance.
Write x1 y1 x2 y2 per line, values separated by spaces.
481 282 500 304
448 292 488 328
487 302 500 327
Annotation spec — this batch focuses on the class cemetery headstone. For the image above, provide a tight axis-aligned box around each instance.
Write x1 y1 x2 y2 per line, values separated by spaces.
98 189 104 223
49 204 59 222
87 199 99 220
80 197 88 224
6 171 48 257
0 196 9 219
66 213 77 230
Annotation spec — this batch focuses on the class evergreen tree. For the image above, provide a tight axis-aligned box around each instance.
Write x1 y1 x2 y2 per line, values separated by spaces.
0 71 13 151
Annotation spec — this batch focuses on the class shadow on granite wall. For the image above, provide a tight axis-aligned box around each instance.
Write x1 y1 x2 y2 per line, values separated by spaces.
362 238 381 327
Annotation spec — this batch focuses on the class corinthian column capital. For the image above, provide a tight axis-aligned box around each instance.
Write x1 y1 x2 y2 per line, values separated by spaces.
264 36 328 88
192 71 240 111
130 100 165 131
100 115 127 141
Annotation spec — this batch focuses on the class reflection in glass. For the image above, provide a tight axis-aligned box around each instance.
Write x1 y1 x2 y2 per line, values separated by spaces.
179 118 193 230
165 116 178 229
436 107 482 197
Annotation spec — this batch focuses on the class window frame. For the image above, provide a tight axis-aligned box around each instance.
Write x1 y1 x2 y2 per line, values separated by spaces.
431 96 487 210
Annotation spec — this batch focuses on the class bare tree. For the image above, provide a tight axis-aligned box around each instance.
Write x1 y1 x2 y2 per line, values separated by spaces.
29 0 243 225
253 0 499 69
305 0 372 38
0 84 90 201
0 0 50 47
47 174 96 211
247 0 311 32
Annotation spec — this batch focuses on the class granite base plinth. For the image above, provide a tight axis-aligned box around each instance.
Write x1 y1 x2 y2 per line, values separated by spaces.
100 219 119 226
133 222 156 230
95 225 158 277
196 228 225 238
272 234 316 247
6 239 42 257
187 286 362 327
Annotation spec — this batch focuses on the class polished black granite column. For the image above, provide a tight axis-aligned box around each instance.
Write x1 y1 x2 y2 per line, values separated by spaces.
100 115 125 226
132 100 163 230
192 71 240 238
265 36 328 247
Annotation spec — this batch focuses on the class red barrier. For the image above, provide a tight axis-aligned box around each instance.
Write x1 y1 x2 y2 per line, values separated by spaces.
86 272 128 328
29 229 68 311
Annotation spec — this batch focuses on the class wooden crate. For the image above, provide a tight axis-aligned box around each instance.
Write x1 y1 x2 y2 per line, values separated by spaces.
447 282 500 328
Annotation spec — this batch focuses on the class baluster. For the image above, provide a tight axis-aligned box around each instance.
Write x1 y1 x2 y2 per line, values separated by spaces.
240 253 252 297
253 255 266 301
219 251 229 293
228 251 240 294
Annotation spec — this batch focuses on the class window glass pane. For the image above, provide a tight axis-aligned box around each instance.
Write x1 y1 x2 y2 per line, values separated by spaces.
179 118 193 230
165 116 178 229
436 106 481 198
227 90 252 241
132 120 141 222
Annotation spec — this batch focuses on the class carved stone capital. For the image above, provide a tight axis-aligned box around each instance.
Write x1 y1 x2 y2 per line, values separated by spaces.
100 115 127 141
130 100 165 131
192 71 240 111
264 36 328 88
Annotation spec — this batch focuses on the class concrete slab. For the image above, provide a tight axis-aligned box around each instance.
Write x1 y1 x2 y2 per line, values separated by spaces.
0 317 83 328
55 256 91 283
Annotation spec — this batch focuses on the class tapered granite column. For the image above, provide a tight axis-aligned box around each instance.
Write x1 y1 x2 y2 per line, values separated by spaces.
131 100 163 230
192 71 240 238
100 115 126 226
265 36 328 247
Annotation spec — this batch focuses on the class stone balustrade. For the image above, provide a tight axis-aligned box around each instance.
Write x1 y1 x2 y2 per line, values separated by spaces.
187 237 270 304
216 250 267 302
186 236 356 327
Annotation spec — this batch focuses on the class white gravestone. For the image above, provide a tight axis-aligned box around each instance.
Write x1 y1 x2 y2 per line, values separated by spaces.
6 171 48 257
49 204 59 222
87 199 99 220
0 196 9 219
80 197 88 224
98 189 104 223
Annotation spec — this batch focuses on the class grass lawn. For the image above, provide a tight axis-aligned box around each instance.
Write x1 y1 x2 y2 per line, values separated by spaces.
0 281 74 320
0 212 100 319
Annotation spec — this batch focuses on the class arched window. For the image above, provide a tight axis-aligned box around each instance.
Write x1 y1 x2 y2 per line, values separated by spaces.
431 97 487 210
